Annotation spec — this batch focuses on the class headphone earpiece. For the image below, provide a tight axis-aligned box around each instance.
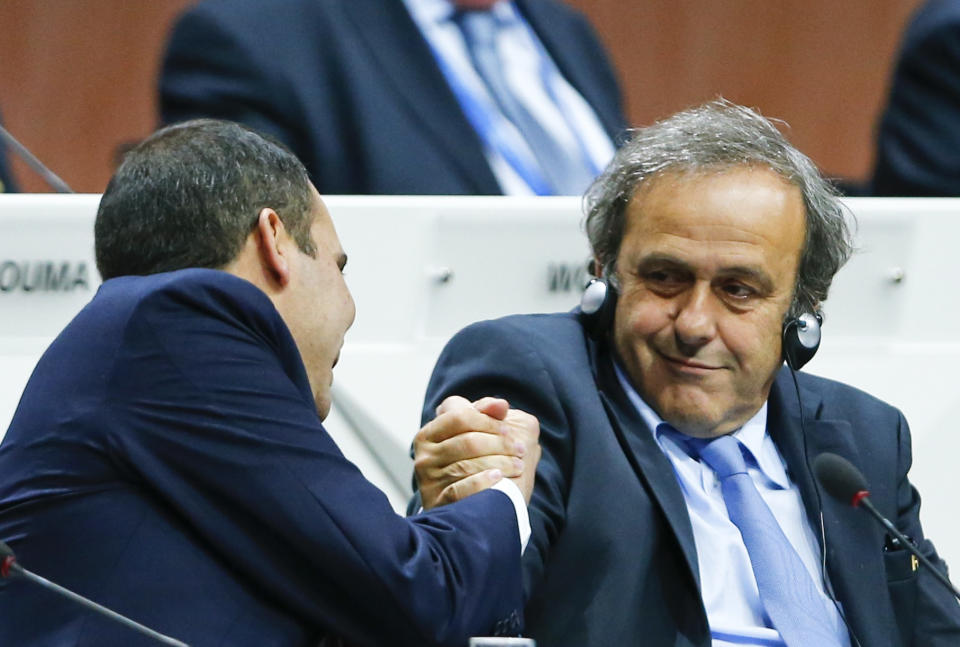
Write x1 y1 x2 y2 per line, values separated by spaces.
782 311 823 370
580 278 617 338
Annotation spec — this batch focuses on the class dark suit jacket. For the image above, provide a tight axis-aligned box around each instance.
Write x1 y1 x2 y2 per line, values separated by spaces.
423 311 960 646
872 0 960 196
0 269 523 647
0 113 18 193
159 0 626 195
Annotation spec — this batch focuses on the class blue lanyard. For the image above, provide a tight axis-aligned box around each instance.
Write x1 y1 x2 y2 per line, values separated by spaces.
426 20 554 195
519 18 605 178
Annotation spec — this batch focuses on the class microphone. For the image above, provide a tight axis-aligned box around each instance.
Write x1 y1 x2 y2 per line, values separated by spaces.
0 123 73 193
813 453 960 600
0 540 189 646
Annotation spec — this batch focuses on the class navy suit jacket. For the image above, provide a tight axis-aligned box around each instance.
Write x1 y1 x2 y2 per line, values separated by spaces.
0 113 18 193
423 311 960 646
0 269 523 647
159 0 626 195
872 0 960 196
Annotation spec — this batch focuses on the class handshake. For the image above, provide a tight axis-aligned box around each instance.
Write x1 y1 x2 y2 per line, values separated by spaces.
413 396 542 510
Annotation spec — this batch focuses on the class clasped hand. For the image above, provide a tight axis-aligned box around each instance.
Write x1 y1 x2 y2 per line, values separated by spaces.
414 396 540 510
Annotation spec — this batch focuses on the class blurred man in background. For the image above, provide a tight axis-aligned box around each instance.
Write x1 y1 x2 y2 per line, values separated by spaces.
0 112 18 193
872 0 960 196
160 0 626 196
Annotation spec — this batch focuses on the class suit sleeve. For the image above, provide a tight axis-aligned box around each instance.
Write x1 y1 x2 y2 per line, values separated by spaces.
872 15 960 196
103 281 523 647
891 411 960 643
420 318 573 598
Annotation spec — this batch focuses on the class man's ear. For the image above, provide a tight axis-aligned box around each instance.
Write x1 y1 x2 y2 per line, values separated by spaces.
255 208 291 287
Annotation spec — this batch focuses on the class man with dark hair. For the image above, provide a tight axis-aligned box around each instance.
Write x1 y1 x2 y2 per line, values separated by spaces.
413 100 960 645
0 119 540 646
95 120 316 279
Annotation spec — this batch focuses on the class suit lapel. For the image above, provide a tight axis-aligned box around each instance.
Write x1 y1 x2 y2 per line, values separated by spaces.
768 369 898 647
516 0 624 139
343 0 501 194
590 337 702 592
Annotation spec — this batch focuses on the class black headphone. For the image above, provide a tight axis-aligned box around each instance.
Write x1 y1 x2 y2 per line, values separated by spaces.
780 311 822 371
579 277 822 370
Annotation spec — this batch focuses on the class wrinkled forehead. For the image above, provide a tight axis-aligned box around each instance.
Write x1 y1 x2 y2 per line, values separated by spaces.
625 165 805 227
632 162 799 203
619 166 807 262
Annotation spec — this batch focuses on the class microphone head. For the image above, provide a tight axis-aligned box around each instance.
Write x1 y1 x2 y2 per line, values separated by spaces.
0 540 15 578
814 452 870 506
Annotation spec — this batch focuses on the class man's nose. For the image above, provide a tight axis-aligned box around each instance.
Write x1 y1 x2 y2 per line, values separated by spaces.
672 283 717 352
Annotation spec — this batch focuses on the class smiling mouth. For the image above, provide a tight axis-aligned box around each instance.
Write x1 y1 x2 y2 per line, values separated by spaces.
659 352 722 373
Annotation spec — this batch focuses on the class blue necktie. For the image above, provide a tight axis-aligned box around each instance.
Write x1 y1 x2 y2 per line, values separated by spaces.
455 10 595 195
691 433 844 647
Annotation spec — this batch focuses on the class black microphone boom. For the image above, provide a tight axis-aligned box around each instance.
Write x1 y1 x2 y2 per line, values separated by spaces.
813 453 960 601
0 540 189 646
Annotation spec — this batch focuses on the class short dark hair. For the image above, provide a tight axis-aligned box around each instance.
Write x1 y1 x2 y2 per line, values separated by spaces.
584 99 854 318
95 119 315 280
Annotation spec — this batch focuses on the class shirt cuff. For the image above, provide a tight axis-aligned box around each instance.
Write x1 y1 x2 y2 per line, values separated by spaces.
491 479 531 554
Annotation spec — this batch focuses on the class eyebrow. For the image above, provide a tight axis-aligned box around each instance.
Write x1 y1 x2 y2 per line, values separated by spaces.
715 265 775 291
636 254 775 290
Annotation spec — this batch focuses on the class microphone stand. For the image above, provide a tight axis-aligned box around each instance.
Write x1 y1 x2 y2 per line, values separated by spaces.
0 123 73 193
1 551 189 646
856 496 960 600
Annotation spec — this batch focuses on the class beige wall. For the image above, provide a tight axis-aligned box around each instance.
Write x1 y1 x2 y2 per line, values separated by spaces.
0 0 922 192
567 0 924 182
0 1 194 193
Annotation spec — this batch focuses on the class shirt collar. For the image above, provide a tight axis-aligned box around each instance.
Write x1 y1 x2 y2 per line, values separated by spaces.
612 359 789 488
403 0 515 25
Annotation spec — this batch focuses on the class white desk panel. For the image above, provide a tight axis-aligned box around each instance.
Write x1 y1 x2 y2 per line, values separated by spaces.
2 194 960 568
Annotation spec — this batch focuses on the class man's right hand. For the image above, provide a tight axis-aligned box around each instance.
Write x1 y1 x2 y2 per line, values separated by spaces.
413 395 540 510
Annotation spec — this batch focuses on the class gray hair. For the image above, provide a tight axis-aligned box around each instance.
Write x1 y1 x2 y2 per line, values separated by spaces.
584 99 854 318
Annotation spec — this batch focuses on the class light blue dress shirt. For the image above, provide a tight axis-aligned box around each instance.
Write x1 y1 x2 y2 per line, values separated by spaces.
614 363 851 647
402 0 615 195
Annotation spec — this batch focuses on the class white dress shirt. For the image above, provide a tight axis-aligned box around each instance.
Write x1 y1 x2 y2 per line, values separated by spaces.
492 479 531 552
615 362 850 646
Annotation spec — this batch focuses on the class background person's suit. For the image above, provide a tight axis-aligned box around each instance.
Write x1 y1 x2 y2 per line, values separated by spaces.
159 0 626 196
872 0 960 196
0 112 18 193
0 269 523 647
0 148 14 193
423 311 960 646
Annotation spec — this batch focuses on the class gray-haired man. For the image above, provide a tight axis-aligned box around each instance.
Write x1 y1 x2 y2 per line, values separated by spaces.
413 100 960 646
